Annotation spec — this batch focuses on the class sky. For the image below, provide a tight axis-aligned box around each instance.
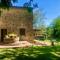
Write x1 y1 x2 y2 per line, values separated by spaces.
12 0 60 26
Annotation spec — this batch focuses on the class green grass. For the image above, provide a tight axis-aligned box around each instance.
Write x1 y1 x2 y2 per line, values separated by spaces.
0 46 60 60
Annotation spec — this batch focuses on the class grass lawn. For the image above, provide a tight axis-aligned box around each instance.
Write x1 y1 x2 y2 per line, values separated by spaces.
0 45 60 60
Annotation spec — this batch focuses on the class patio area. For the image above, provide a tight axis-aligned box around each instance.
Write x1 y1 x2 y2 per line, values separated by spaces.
0 40 51 48
0 41 33 48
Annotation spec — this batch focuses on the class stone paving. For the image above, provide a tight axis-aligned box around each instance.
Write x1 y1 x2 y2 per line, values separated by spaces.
0 41 32 48
0 40 51 48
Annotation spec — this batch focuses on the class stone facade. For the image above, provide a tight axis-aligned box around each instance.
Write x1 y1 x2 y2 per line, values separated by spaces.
0 7 33 43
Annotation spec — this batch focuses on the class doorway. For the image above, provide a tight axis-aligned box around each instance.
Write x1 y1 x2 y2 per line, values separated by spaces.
1 29 7 42
20 28 26 40
20 28 25 36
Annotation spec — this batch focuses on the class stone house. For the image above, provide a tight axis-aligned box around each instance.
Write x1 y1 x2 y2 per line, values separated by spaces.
0 7 33 43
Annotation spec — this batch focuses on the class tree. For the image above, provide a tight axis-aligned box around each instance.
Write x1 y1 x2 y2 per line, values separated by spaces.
51 16 60 40
23 0 38 12
33 8 46 29
0 0 17 8
46 26 53 39
23 0 45 29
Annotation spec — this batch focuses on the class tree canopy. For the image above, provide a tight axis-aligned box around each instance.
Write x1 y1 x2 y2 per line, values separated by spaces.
0 0 17 8
51 16 60 39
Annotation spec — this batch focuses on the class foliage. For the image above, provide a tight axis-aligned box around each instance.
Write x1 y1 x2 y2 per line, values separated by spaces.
46 26 53 39
0 46 60 60
51 17 60 39
33 8 46 29
23 0 38 13
0 0 17 8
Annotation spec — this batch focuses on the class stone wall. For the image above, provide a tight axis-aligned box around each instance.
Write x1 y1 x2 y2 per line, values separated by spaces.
0 7 33 42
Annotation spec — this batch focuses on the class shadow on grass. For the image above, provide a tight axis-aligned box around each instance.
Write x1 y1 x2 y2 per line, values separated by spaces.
0 46 60 60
